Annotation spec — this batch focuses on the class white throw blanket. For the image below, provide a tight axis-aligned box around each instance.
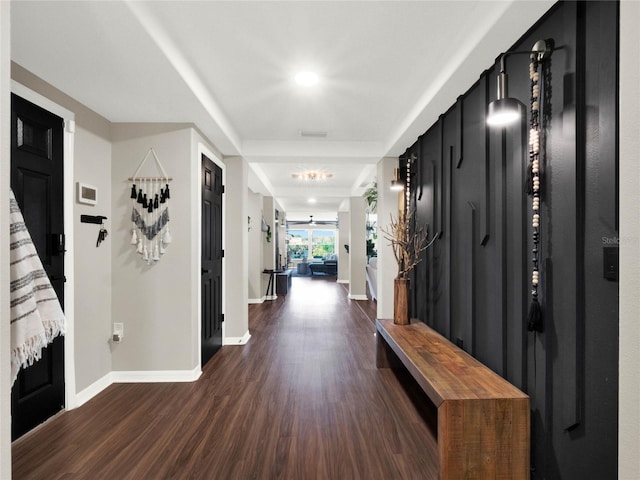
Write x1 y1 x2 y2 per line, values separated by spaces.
9 189 65 386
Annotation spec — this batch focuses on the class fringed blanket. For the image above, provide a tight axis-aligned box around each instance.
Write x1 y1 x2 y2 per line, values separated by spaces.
9 189 65 386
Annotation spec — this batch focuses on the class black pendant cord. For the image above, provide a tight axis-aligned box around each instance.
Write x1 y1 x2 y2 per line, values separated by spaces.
527 56 543 333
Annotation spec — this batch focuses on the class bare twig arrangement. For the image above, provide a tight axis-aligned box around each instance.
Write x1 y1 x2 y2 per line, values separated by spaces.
380 207 437 280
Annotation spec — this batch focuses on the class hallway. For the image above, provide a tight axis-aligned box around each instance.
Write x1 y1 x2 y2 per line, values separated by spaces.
12 277 437 479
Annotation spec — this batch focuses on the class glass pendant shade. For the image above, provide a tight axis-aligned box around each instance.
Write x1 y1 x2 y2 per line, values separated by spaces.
390 168 404 191
487 97 521 126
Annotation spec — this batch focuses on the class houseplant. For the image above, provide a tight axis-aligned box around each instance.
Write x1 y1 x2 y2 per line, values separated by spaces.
363 181 377 213
381 207 436 324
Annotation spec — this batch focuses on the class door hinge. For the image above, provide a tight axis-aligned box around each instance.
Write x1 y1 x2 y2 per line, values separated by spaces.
221 314 225 323
221 249 224 258
221 185 225 194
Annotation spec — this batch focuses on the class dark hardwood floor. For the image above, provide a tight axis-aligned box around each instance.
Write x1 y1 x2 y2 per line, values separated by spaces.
12 276 438 479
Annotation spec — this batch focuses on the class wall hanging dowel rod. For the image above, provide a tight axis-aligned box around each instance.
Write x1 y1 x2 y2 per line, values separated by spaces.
127 177 173 182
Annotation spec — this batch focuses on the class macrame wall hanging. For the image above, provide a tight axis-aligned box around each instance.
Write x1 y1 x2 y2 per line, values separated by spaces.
128 148 173 265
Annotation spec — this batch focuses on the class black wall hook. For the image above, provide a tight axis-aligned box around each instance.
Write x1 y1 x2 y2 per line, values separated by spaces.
81 215 107 224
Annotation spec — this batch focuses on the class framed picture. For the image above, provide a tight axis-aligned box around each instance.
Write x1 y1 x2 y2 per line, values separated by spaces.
77 182 97 205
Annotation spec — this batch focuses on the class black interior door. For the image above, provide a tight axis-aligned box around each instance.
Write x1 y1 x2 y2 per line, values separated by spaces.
201 154 223 366
10 94 65 440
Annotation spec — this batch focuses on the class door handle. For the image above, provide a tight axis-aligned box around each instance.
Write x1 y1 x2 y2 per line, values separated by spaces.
51 233 66 255
201 268 212 274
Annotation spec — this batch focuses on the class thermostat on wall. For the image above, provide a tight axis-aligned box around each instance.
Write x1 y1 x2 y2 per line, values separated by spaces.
77 182 97 205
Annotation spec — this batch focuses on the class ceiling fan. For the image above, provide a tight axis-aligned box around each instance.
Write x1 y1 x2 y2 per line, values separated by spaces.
286 215 338 228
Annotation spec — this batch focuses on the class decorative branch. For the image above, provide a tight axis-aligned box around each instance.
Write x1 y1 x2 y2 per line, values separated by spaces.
380 207 436 280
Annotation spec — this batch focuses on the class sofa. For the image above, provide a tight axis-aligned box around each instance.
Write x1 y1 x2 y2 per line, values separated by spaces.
309 254 338 276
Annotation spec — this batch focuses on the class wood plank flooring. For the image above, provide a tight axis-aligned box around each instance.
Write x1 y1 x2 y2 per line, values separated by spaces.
12 276 438 479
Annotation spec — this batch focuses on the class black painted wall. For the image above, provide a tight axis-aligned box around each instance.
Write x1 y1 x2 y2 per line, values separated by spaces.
402 2 619 479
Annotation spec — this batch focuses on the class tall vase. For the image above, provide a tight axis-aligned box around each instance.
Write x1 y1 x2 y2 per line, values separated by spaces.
394 278 410 325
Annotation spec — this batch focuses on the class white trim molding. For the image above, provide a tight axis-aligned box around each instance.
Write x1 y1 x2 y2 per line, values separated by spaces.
74 372 114 408
224 330 251 346
74 366 203 408
112 366 202 384
337 279 349 284
248 297 265 304
348 294 368 301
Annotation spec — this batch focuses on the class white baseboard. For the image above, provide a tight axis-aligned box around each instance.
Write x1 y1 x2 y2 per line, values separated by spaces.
73 371 113 408
348 294 368 301
112 365 201 383
224 330 251 345
248 297 265 304
265 294 277 301
337 279 349 284
70 366 202 409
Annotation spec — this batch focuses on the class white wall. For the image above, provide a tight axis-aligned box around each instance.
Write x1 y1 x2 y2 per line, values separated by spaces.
111 124 196 372
71 112 112 392
348 197 367 300
248 190 264 302
619 1 640 477
0 3 11 477
376 157 399 319
223 156 249 341
337 211 350 283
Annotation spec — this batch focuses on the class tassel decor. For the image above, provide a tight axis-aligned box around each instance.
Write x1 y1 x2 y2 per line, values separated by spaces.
128 148 173 264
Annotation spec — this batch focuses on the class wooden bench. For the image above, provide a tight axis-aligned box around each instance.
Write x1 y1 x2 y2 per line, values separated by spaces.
376 318 530 480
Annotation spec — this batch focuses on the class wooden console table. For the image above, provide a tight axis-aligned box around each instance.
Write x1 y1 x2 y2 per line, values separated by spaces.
376 318 530 480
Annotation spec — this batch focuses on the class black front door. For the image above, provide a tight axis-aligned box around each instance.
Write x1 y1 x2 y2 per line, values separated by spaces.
10 94 65 440
201 154 223 366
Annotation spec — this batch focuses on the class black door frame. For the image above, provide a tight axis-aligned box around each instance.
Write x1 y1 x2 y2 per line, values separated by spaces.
199 146 225 364
11 83 77 409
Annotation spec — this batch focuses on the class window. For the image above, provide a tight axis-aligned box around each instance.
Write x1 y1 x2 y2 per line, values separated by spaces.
311 230 335 258
286 228 336 265
287 230 309 260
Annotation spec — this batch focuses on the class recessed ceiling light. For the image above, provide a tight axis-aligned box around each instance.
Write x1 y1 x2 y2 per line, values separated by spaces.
295 71 319 86
308 198 317 204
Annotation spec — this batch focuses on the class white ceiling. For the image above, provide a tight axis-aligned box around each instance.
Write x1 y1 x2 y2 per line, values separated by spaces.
10 0 554 218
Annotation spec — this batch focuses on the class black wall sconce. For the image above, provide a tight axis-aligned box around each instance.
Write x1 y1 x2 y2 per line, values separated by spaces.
487 39 554 333
487 39 553 126
390 168 404 191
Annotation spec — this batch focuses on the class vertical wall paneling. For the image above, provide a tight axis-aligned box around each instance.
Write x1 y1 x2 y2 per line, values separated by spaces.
467 201 477 355
406 2 618 478
417 135 424 201
455 95 464 169
480 73 491 247
438 115 445 237
552 2 580 433
583 0 619 466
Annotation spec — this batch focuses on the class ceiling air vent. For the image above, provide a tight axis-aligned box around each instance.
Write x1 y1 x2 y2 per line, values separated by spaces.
300 130 328 138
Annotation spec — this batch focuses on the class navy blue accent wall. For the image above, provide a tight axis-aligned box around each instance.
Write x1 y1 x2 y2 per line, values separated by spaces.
402 2 618 478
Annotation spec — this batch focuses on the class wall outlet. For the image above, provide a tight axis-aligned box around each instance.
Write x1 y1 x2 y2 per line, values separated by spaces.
112 323 124 343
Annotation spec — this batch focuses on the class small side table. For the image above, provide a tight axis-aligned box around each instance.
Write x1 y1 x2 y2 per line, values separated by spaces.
263 269 283 299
